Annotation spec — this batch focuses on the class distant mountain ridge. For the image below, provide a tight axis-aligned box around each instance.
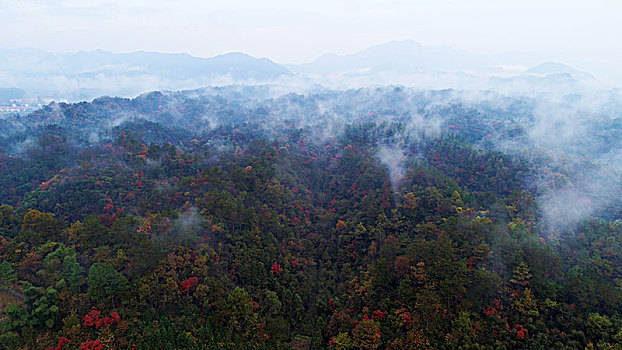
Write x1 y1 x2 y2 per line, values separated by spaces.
0 41 602 102
524 62 594 79
0 49 291 100
285 40 600 92
288 40 486 74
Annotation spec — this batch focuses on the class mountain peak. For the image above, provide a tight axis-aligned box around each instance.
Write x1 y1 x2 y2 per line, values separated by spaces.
525 62 593 79
292 39 474 76
215 52 255 59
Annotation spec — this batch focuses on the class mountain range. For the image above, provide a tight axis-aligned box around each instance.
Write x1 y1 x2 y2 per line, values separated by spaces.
0 49 291 101
0 40 602 101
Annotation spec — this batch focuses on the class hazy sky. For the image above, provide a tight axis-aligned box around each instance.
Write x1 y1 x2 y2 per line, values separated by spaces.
2 0 621 82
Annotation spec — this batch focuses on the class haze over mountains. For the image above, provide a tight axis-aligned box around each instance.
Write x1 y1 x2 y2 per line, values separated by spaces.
0 48 290 102
0 40 605 102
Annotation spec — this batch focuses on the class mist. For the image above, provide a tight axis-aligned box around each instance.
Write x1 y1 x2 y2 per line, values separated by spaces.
376 143 407 191
2 71 620 237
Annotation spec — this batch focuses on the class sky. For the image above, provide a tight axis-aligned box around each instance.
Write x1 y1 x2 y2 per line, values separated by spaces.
2 0 621 83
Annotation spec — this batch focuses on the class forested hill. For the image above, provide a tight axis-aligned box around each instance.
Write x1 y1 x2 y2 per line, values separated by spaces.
0 86 621 349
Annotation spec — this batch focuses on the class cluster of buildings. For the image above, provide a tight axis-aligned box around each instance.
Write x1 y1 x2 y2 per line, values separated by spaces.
0 103 41 116
0 98 59 117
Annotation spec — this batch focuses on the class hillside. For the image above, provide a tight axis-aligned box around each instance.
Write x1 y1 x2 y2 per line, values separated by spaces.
0 87 621 349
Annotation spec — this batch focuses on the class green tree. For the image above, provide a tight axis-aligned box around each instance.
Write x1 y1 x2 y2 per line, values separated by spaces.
0 260 17 285
87 263 129 307
0 282 59 348
42 243 84 291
